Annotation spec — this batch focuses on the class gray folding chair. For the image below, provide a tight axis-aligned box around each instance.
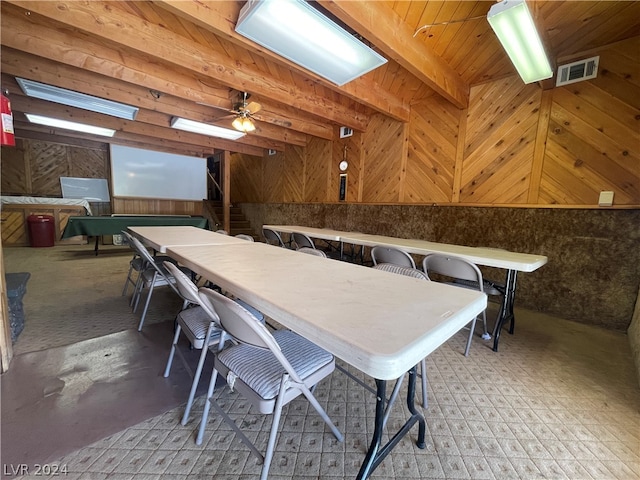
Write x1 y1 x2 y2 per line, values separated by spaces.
371 245 416 269
372 263 430 409
162 261 231 426
215 229 229 235
297 246 327 258
422 254 489 356
196 287 343 479
128 236 190 331
292 231 315 250
262 227 286 247
120 230 175 297
235 233 254 241
120 230 145 297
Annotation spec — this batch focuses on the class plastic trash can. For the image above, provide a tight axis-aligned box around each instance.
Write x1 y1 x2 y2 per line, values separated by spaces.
27 214 55 247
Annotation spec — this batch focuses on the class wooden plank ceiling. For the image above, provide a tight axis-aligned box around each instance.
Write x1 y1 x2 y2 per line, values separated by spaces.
1 1 639 156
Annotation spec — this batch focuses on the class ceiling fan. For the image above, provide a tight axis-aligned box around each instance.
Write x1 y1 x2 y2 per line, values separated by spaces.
216 91 262 133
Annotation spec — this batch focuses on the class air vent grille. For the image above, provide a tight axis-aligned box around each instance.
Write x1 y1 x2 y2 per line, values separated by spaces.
556 56 599 86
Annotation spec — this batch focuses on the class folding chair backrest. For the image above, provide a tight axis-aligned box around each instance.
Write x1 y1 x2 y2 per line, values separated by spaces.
298 247 326 258
163 261 199 304
198 287 303 383
422 254 484 291
121 230 136 247
128 235 154 265
235 234 254 242
292 232 315 249
372 263 428 280
371 246 416 268
262 228 285 247
129 236 179 291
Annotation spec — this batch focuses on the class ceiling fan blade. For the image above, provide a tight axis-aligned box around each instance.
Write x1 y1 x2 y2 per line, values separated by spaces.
212 114 236 121
246 101 262 114
196 101 234 113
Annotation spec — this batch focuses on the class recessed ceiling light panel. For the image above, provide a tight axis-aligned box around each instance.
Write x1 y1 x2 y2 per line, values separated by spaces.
25 113 116 137
170 117 246 140
16 78 139 120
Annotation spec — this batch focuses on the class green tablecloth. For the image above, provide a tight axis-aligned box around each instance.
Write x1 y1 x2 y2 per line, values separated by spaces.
62 216 208 238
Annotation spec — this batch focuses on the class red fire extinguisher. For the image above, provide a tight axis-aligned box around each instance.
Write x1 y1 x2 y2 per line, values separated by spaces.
1 89 16 147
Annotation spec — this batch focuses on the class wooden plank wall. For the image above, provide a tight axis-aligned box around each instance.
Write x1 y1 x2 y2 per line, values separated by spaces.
1 136 204 216
1 138 109 196
4 39 637 210
362 113 406 203
540 38 640 205
231 37 639 208
405 95 460 203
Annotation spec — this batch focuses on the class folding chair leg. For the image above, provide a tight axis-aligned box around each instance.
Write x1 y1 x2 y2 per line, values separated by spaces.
383 376 404 428
137 283 155 331
421 358 428 409
122 264 135 296
163 324 182 377
196 366 220 445
181 329 214 424
301 384 343 442
480 311 491 340
464 317 477 357
131 275 142 309
261 377 289 480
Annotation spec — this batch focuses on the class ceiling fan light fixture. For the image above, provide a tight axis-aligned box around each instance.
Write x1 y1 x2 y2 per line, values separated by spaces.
171 117 245 140
487 0 553 84
232 115 256 133
235 0 387 86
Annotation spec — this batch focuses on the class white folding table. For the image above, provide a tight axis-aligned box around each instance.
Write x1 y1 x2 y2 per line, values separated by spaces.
262 225 350 257
338 232 547 352
264 225 548 351
166 242 486 479
127 226 248 253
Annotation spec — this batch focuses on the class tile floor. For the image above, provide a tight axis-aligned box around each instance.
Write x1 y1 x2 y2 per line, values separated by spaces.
3 245 639 479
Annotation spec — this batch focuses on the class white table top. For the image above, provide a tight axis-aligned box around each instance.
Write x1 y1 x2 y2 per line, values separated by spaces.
264 225 347 242
340 232 548 272
264 225 547 272
167 242 487 380
127 226 248 253
1 196 93 215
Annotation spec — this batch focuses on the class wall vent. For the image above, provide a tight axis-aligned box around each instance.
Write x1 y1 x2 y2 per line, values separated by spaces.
339 126 353 138
556 56 599 86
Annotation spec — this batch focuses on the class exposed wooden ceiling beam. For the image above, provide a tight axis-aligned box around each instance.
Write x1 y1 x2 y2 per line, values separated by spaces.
10 95 271 156
5 0 368 131
318 0 470 109
1 50 309 147
0 12 334 141
152 0 411 123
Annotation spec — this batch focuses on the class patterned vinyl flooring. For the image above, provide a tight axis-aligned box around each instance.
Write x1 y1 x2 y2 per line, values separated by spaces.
3 245 639 480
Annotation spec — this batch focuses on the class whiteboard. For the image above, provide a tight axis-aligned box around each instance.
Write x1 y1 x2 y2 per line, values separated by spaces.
110 145 207 201
60 177 110 202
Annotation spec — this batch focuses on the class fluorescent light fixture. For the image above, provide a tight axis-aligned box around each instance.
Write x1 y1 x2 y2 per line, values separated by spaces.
487 0 553 84
16 78 139 120
235 0 387 86
232 116 256 133
25 113 116 137
170 117 246 140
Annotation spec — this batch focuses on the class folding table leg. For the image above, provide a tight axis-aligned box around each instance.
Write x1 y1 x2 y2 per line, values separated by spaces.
357 367 426 479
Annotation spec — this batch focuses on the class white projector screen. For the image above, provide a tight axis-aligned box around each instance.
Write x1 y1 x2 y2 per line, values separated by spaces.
110 144 207 201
